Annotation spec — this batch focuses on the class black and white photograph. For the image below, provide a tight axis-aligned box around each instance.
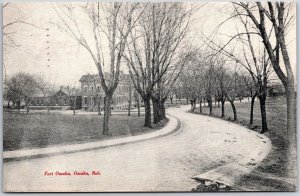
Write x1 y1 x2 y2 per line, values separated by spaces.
2 1 297 192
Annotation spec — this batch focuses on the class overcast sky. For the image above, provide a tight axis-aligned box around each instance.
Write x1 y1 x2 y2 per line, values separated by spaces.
3 2 296 87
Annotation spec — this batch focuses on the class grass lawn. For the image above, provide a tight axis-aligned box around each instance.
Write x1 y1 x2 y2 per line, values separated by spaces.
3 111 167 151
193 96 296 191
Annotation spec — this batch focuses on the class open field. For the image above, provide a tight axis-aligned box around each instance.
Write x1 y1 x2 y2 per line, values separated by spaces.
3 111 167 151
194 96 296 191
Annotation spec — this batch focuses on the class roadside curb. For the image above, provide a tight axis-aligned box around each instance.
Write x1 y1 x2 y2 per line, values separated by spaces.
190 113 272 190
3 114 181 162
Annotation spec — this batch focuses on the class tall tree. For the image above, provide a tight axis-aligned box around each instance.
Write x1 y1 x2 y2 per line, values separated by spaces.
243 75 257 125
203 57 217 116
215 60 229 118
154 51 193 120
35 75 56 113
5 72 38 113
201 4 283 132
233 2 296 176
123 3 192 127
54 3 139 135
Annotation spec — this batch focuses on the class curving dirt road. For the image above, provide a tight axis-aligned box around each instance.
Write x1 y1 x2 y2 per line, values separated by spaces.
3 105 271 192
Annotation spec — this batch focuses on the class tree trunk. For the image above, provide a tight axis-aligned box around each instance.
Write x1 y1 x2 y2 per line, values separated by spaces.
258 95 268 133
137 96 140 117
128 101 131 116
217 100 220 108
229 101 237 121
250 94 256 124
170 98 173 104
158 100 164 121
46 98 50 113
285 84 297 178
144 97 152 128
25 102 30 114
103 94 112 135
190 100 194 111
199 98 202 113
17 101 21 113
73 96 76 115
208 98 212 115
152 98 160 124
161 100 166 119
128 81 132 116
221 100 225 118
278 6 296 179
98 96 101 115
7 100 10 108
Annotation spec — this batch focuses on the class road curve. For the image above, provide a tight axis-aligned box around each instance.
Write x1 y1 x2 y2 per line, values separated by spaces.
3 105 271 192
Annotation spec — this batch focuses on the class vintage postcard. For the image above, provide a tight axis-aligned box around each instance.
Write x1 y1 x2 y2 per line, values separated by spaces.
2 1 297 192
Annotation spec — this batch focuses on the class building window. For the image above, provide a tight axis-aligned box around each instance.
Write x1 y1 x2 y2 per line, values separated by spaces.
84 97 87 104
90 97 93 106
41 99 44 105
64 98 67 105
84 86 87 93
91 87 94 93
97 86 100 93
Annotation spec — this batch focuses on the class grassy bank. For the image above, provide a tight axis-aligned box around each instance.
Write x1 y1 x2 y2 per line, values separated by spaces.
4 111 167 151
193 96 296 191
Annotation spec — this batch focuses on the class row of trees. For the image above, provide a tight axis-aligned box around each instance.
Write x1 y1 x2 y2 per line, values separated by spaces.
6 2 295 152
177 2 296 176
218 2 296 176
4 1 295 180
177 54 249 122
55 2 196 134
4 72 56 113
4 72 81 115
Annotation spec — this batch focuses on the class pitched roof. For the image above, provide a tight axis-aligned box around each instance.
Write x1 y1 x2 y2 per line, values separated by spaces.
79 74 96 82
79 72 131 83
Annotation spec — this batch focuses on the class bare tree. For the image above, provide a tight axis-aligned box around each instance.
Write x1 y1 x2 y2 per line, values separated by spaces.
123 2 192 127
215 60 229 118
230 2 296 176
35 75 56 113
54 2 139 135
202 3 281 132
123 75 133 117
5 72 39 113
168 89 174 104
225 68 240 121
243 75 257 125
3 3 40 82
203 57 218 116
3 80 15 108
133 91 141 117
178 73 196 111
3 3 40 48
179 50 207 113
